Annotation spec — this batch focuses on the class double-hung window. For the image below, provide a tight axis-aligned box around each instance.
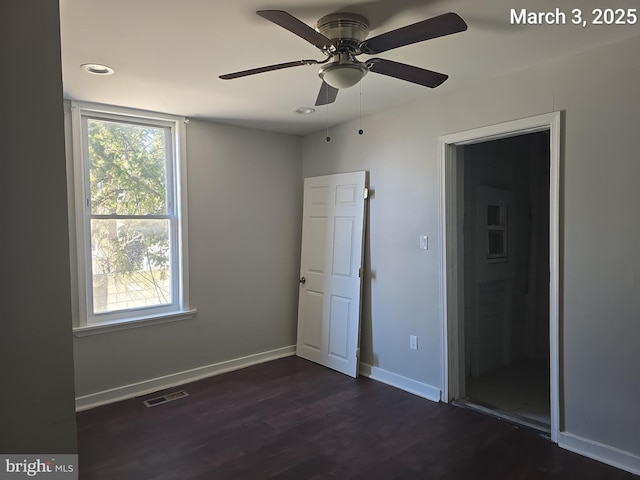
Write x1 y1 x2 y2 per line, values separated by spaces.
70 102 193 334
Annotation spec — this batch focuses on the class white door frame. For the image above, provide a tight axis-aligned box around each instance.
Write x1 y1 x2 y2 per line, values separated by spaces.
438 112 561 442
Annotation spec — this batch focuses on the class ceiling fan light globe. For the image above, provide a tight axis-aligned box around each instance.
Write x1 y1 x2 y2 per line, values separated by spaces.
320 64 367 89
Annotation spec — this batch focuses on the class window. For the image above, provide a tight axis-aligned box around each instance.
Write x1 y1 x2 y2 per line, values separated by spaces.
486 203 507 262
70 102 193 334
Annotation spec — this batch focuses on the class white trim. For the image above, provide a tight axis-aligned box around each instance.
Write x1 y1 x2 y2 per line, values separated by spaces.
438 141 449 403
75 345 296 411
71 103 89 325
177 116 190 310
559 432 640 476
439 113 559 146
438 112 561 442
548 112 561 443
73 309 197 337
359 363 441 403
70 101 185 124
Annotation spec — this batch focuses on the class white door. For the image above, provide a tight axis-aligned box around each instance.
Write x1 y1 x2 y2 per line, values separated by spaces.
470 186 516 377
296 171 368 377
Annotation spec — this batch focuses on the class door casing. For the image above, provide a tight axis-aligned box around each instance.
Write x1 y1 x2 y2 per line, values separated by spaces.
438 112 561 442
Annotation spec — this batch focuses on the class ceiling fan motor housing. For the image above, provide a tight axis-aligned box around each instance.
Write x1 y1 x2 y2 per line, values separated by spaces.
316 13 370 89
316 13 370 51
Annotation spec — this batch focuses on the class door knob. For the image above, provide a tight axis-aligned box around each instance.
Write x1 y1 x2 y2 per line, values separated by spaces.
299 277 306 284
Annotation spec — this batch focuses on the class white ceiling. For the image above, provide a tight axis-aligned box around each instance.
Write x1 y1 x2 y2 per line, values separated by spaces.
60 0 639 135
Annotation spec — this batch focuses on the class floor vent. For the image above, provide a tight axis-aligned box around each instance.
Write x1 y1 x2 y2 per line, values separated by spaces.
143 390 189 408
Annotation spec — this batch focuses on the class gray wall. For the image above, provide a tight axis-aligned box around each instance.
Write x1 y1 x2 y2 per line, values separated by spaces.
1 0 77 453
71 119 303 397
302 34 640 456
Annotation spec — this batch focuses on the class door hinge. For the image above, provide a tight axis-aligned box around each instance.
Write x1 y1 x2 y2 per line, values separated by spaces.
358 267 364 278
363 187 369 200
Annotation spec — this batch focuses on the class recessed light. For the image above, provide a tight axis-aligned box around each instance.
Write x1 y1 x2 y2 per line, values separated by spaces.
294 107 315 115
81 63 115 75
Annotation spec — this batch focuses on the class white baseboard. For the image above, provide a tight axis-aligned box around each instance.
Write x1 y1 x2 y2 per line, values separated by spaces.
559 432 640 476
75 345 296 411
359 363 441 403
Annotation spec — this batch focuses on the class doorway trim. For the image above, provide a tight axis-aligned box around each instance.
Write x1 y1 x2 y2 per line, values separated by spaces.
438 112 561 442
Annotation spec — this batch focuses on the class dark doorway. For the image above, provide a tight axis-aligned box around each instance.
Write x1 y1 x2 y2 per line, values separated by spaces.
460 131 551 432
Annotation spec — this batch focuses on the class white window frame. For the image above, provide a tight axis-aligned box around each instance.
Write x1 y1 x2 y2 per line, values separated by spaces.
486 203 508 263
70 102 194 336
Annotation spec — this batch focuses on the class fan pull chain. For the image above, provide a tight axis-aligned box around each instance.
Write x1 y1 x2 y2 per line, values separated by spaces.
325 97 331 142
358 81 364 135
325 119 331 142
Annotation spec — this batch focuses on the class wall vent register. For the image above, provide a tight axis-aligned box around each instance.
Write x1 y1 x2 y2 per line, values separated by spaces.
142 390 189 408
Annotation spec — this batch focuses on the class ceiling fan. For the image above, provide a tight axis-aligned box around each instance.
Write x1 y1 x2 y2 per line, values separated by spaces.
219 10 467 106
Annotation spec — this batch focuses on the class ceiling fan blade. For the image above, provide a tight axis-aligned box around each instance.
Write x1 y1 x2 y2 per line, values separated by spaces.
257 10 335 51
315 81 339 106
360 12 467 54
368 58 448 88
219 59 319 80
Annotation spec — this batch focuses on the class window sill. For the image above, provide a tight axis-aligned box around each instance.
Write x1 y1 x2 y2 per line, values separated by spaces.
73 309 197 337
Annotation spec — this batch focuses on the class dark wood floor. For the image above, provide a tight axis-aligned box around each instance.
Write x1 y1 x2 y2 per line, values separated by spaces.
77 356 636 479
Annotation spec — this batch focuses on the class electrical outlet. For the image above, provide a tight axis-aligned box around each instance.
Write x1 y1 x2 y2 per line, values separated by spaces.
410 335 418 350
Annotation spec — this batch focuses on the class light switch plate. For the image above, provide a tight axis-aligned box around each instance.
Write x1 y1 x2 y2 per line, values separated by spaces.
419 235 428 250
